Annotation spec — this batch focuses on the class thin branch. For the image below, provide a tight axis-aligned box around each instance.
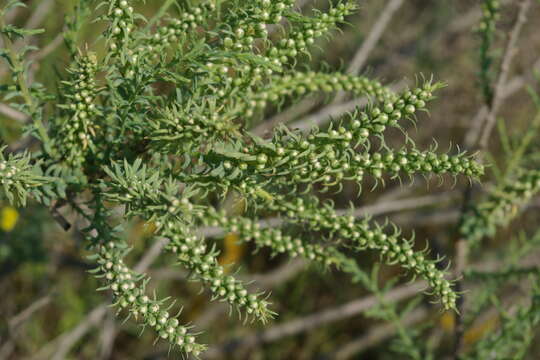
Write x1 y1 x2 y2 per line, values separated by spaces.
47 306 109 360
0 293 53 360
247 259 307 286
333 307 429 360
32 33 64 62
150 258 307 289
477 0 533 150
134 238 169 272
0 103 28 123
465 57 540 148
346 0 405 76
23 0 55 31
8 294 53 330
98 310 117 360
201 281 428 359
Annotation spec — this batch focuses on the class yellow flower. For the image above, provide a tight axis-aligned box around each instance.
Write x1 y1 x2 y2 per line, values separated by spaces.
0 206 19 232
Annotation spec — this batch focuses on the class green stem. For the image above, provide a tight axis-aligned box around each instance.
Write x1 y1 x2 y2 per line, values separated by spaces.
0 16 52 154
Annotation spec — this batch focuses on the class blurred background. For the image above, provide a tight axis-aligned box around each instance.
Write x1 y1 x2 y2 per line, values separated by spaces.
1 0 540 359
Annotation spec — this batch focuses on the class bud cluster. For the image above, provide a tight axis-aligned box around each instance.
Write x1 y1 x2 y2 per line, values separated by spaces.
267 2 357 63
200 207 338 266
195 58 283 110
94 237 205 355
102 162 274 321
477 0 500 103
102 160 202 227
220 0 296 51
149 102 239 154
105 0 135 53
143 2 217 54
191 81 482 196
162 226 274 322
478 0 500 33
265 195 457 310
354 148 484 180
54 54 100 167
240 72 393 116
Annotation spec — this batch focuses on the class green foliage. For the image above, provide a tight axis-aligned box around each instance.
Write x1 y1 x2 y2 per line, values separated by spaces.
461 264 540 359
460 82 540 248
0 148 53 207
455 36 540 360
460 169 540 247
343 260 425 359
465 289 540 360
0 0 489 357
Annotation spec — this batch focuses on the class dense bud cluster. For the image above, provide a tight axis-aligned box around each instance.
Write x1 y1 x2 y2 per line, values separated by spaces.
241 72 394 116
143 2 216 54
478 0 500 33
53 54 100 167
188 81 482 197
210 1 356 100
267 2 357 63
104 0 135 53
356 148 484 179
149 102 239 154
221 0 296 51
162 225 274 322
460 169 540 246
265 195 457 309
102 160 339 321
102 161 274 322
200 207 338 265
93 233 205 355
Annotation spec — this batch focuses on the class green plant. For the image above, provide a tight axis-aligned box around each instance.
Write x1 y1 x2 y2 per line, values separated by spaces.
0 0 496 357
477 0 500 104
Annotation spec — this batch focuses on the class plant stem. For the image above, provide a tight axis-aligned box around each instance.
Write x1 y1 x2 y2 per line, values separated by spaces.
0 16 52 154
